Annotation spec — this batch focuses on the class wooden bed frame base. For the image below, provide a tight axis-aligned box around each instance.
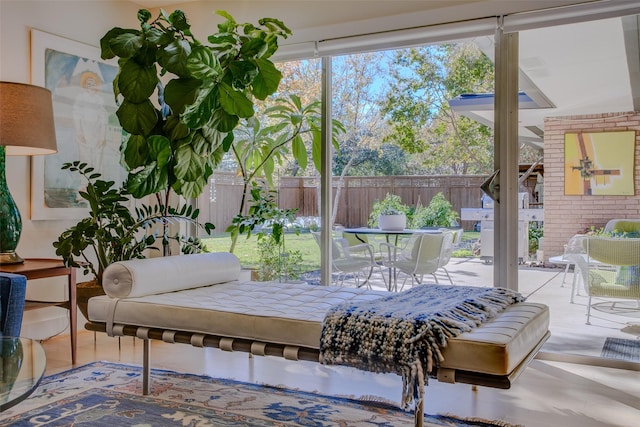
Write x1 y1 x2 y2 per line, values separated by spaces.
86 321 550 427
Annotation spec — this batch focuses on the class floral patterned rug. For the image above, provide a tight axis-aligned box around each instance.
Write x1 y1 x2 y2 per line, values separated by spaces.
0 362 520 427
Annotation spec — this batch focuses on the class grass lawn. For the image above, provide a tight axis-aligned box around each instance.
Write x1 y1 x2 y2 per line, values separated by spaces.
202 232 321 273
201 231 479 273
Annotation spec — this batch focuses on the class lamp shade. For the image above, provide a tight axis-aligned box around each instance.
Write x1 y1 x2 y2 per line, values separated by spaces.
0 81 57 155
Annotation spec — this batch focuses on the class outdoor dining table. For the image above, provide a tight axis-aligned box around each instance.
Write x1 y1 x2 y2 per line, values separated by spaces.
342 227 443 291
343 227 441 245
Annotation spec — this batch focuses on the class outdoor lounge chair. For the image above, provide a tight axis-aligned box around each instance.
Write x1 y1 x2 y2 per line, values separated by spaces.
573 236 640 324
436 230 456 284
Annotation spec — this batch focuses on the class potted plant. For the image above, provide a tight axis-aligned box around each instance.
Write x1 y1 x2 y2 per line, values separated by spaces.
368 193 410 230
377 208 407 231
53 162 208 318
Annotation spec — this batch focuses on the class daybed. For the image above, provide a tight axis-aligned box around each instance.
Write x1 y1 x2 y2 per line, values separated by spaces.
86 252 550 427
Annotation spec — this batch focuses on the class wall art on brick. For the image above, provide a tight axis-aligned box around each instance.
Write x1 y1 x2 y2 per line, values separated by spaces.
564 130 636 196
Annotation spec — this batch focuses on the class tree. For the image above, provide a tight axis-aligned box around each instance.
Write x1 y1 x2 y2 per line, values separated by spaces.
334 143 420 176
382 43 495 174
225 95 344 252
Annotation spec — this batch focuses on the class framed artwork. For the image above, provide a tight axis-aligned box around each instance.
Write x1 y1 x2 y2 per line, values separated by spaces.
30 29 127 220
564 130 636 196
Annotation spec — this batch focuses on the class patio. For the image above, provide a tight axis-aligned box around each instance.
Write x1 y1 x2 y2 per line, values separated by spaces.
357 256 640 364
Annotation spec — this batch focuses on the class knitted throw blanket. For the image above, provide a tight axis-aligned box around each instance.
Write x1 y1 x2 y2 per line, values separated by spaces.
319 284 525 410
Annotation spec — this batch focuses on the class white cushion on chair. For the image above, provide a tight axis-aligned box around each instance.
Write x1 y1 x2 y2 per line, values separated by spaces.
102 252 241 298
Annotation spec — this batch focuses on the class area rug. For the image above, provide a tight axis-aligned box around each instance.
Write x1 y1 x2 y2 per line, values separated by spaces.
601 337 640 362
0 361 520 427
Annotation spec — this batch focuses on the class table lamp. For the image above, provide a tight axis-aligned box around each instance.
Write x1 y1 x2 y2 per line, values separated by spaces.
0 82 57 264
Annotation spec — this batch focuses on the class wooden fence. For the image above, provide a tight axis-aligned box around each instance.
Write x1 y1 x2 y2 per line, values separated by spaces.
197 173 492 232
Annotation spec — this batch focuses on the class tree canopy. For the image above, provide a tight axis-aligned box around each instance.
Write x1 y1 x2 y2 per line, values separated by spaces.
382 43 495 175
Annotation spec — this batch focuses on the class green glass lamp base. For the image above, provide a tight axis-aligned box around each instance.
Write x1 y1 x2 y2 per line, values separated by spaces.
1 146 24 264
0 251 24 264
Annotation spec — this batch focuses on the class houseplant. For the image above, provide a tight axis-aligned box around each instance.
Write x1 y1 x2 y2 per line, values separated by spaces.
368 193 410 230
99 9 292 202
377 208 407 231
53 162 207 318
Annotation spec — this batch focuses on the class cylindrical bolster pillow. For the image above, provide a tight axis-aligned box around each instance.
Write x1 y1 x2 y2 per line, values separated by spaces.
102 252 241 298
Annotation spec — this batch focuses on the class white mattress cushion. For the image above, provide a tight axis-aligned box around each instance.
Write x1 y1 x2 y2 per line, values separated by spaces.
102 252 241 298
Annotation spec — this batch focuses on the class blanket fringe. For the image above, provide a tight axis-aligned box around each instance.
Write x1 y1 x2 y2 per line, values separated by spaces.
320 285 525 411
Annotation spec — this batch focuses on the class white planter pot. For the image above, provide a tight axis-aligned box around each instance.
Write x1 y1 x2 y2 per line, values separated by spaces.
378 214 406 231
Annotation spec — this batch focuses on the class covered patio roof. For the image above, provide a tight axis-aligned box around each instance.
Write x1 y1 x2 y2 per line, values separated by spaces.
449 14 640 149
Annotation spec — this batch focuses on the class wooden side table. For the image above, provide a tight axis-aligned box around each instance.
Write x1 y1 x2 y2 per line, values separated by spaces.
0 259 76 364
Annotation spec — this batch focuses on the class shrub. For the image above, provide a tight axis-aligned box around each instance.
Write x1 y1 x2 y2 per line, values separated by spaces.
256 236 303 281
410 192 459 228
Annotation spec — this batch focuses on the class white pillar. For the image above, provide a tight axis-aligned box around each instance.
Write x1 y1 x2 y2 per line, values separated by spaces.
494 20 520 290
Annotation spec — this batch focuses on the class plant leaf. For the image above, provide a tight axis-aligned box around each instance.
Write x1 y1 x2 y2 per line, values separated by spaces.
110 32 145 59
240 37 267 57
100 28 137 60
147 135 172 167
126 162 168 198
219 81 254 118
175 143 205 181
252 58 281 100
118 59 158 103
187 46 222 80
116 100 158 136
164 77 200 114
121 134 149 169
161 116 188 142
292 134 307 169
158 38 192 77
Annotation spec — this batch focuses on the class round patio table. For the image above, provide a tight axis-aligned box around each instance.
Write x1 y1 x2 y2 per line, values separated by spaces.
1 336 47 411
343 227 440 245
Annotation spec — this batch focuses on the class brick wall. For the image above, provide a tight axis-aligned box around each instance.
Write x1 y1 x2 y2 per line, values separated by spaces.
543 112 640 258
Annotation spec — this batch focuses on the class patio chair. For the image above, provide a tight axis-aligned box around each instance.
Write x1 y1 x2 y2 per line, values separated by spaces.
311 231 380 289
436 230 456 285
573 236 640 325
380 231 445 291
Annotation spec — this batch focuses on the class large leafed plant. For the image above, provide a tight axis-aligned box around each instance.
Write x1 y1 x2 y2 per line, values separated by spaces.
100 9 291 200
